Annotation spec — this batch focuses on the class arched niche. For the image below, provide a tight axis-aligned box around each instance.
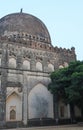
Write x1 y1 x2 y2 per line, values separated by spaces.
9 58 16 68
6 88 22 121
23 60 30 70
36 62 42 71
10 109 16 120
48 63 54 72
28 83 53 119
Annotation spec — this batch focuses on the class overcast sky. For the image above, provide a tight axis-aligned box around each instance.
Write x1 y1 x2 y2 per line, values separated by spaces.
0 0 83 60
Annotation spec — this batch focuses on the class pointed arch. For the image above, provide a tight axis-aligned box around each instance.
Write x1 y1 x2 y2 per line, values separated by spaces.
28 83 53 119
6 88 22 121
10 109 16 120
48 63 54 72
9 58 16 68
36 62 42 71
23 60 30 70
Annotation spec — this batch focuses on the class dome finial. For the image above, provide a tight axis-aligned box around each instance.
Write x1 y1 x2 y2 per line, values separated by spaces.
20 8 23 13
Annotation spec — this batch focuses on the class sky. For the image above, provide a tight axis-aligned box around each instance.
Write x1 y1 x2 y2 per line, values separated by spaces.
0 0 83 60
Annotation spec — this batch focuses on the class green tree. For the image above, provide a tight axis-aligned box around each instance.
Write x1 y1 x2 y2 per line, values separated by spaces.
48 61 83 122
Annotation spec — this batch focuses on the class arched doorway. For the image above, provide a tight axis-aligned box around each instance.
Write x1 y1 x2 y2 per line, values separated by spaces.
10 109 16 120
28 83 53 119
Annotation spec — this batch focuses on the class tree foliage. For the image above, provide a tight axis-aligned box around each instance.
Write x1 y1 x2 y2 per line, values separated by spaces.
48 61 83 108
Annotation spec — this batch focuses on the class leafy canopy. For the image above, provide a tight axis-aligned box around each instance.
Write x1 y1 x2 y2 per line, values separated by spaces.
48 61 83 107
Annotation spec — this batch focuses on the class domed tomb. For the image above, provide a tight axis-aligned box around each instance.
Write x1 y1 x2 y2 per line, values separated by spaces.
0 12 51 44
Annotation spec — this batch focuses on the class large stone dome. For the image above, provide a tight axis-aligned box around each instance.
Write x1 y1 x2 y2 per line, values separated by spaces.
0 12 51 44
